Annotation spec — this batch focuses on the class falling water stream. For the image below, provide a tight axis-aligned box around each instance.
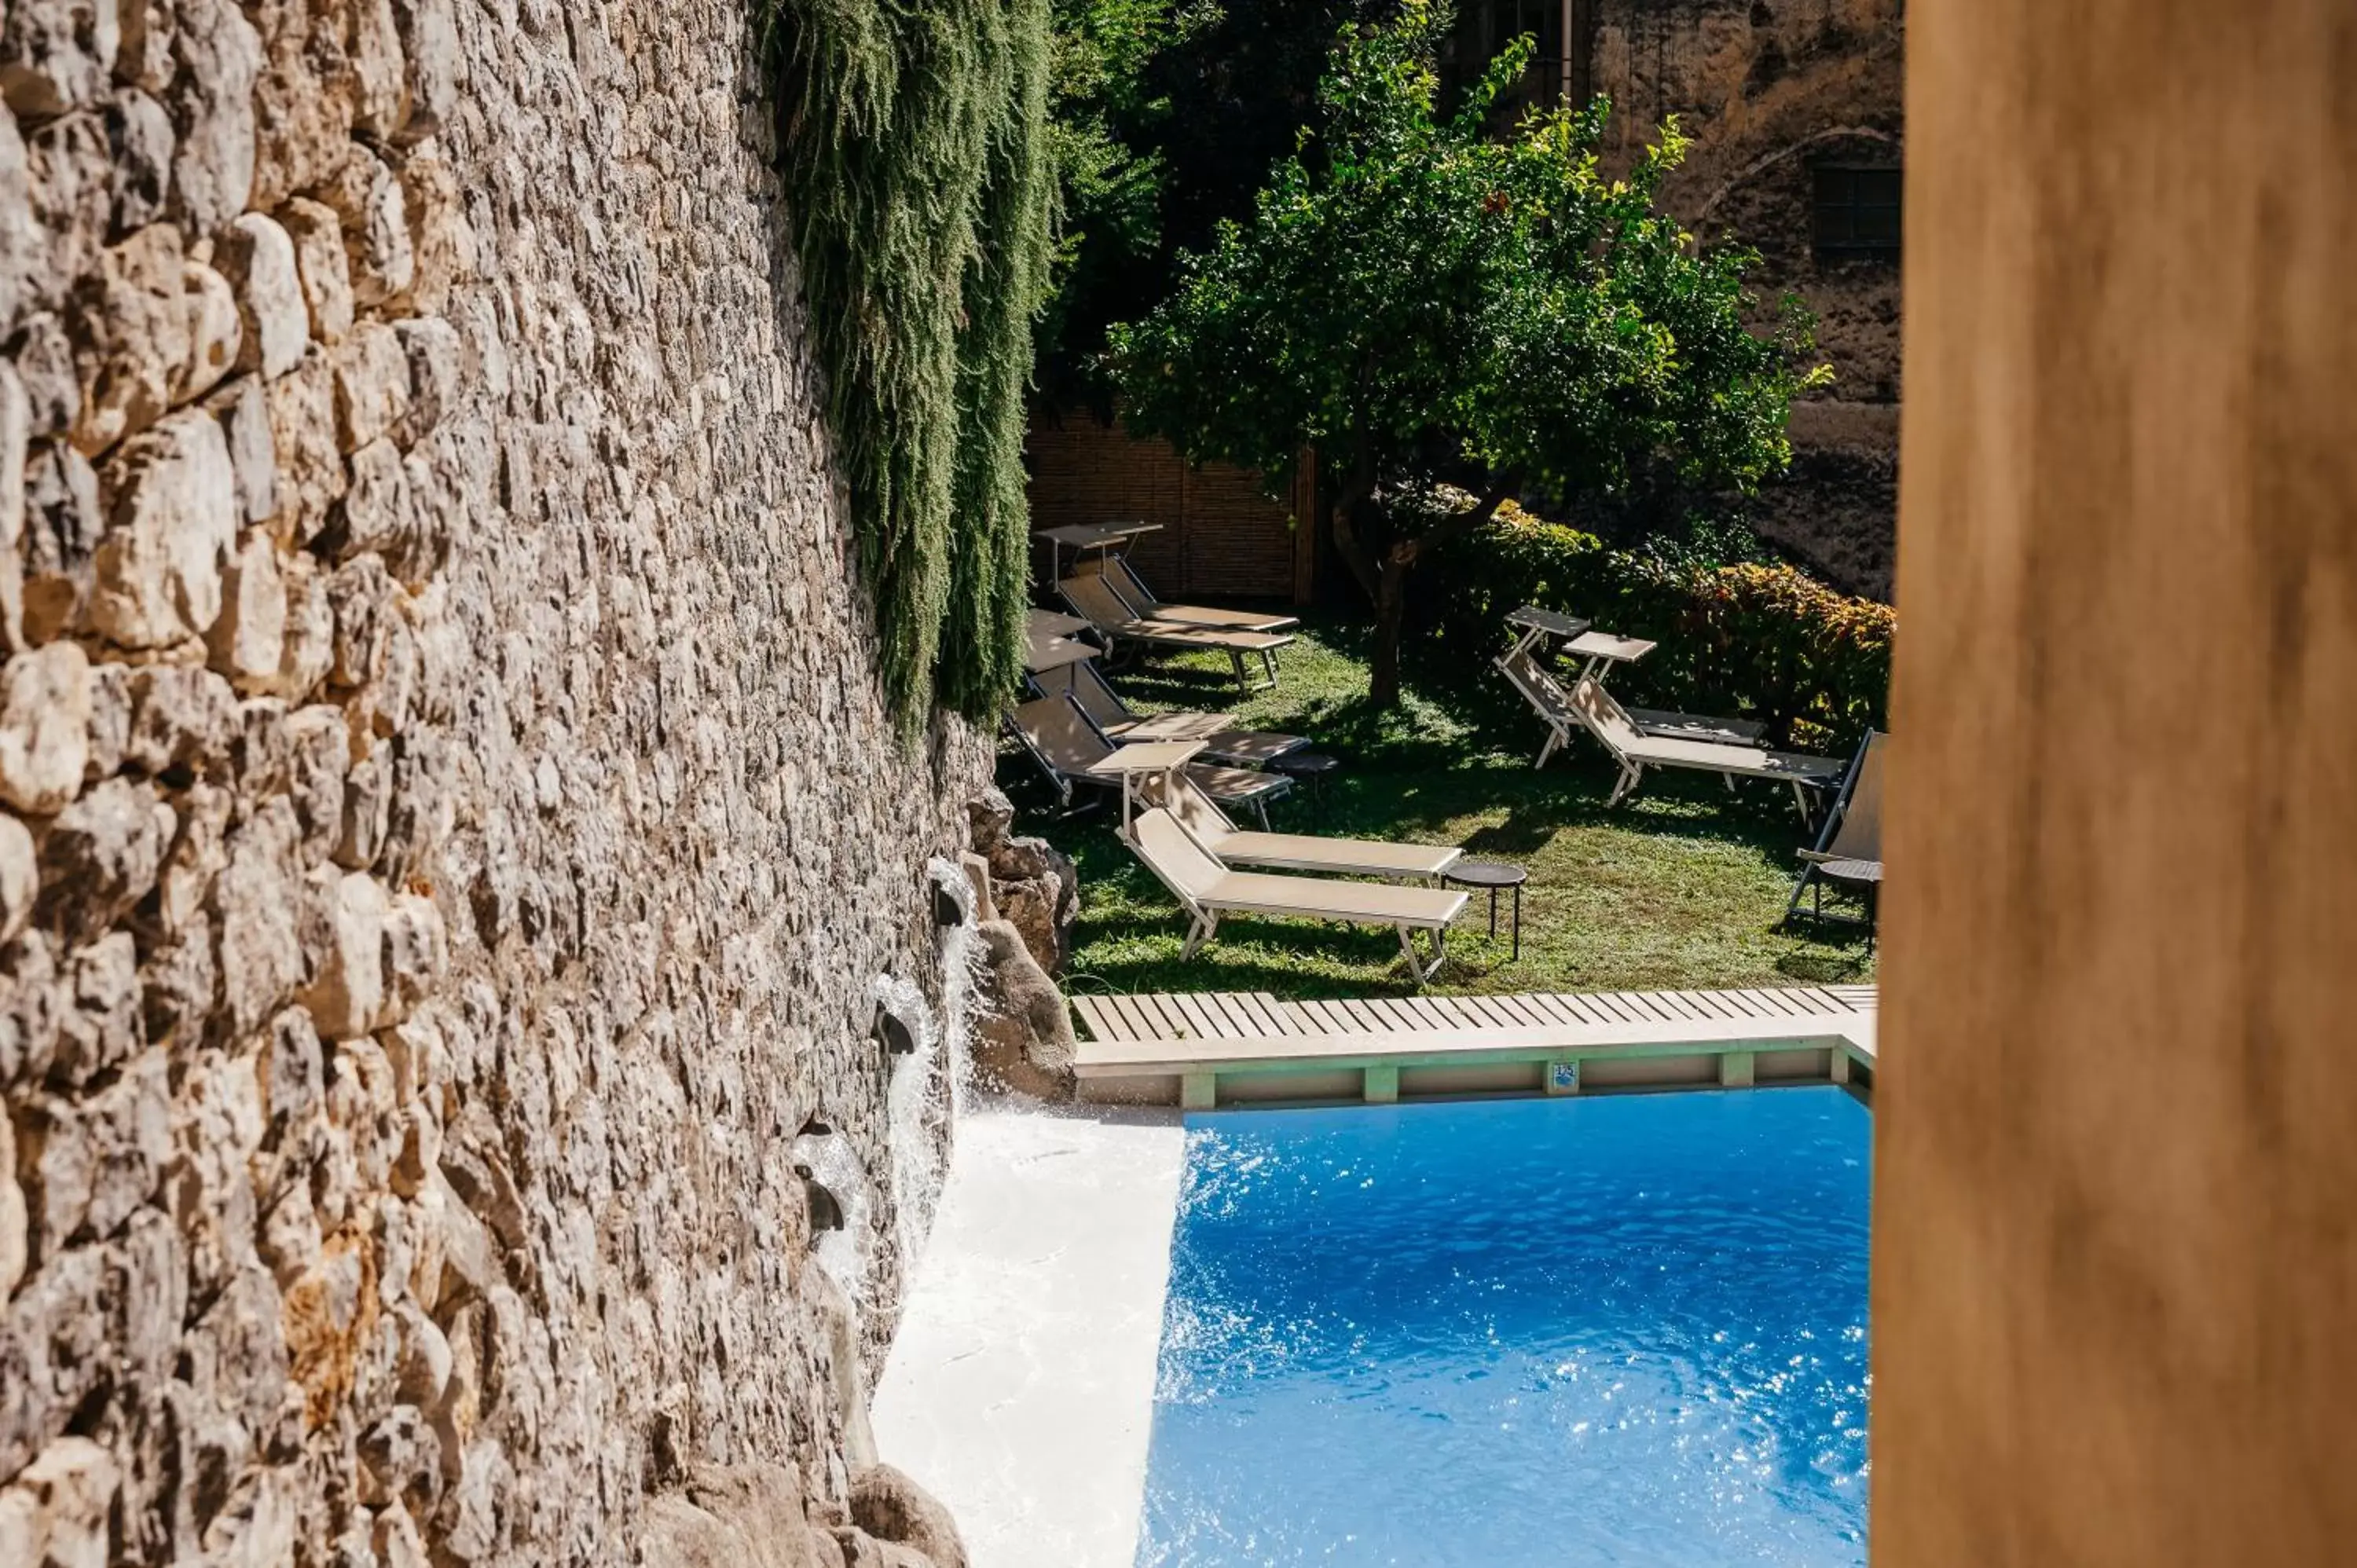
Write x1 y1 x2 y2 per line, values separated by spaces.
874 859 986 1288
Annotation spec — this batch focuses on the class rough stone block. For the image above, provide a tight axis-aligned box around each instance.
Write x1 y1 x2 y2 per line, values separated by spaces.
0 0 120 121
0 104 32 329
324 552 394 689
139 907 218 1045
211 796 306 1037
274 556 335 702
207 373 277 525
377 891 444 1026
333 437 413 565
0 1242 105 1477
264 348 344 545
46 929 141 1082
391 315 460 446
1 366 24 557
8 1437 119 1568
332 321 411 453
388 0 459 145
333 746 389 870
35 778 170 943
281 701 347 860
24 111 112 322
79 661 125 782
279 196 353 346
0 1109 24 1299
0 815 35 943
7 314 78 438
68 220 186 455
347 0 406 142
102 88 172 236
176 256 240 405
0 641 91 812
16 441 101 643
215 212 306 379
0 931 61 1085
244 0 354 211
300 868 387 1038
324 148 414 310
207 530 288 690
87 405 236 647
112 0 174 96
123 664 238 776
387 146 460 317
162 0 261 232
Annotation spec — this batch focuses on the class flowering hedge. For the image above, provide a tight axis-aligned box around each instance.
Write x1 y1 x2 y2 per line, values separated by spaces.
1413 506 1893 749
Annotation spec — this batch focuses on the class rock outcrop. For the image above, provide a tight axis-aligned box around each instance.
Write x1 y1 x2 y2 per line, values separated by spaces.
964 786 1076 976
970 918 1076 1101
2 0 986 1560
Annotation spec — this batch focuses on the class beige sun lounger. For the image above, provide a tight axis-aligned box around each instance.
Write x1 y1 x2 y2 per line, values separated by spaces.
1498 645 1763 768
1088 555 1301 635
1033 655 1307 768
1005 694 1292 826
1567 675 1844 815
1161 775 1462 882
1124 807 1466 983
1058 573 1293 694
1787 730 1887 938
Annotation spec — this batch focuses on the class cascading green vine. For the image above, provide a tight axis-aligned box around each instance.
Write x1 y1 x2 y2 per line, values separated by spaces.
765 0 1057 726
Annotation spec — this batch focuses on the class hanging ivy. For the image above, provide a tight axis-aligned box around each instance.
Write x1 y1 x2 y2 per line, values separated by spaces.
765 0 1057 726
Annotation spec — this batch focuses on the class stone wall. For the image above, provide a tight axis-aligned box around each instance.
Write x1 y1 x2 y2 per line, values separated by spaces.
2 0 990 1563
1587 0 1904 597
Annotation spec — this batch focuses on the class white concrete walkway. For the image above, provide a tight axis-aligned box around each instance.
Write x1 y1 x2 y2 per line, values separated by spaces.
873 1104 1187 1568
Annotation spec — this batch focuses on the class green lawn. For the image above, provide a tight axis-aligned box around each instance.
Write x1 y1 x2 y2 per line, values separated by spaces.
1002 617 1875 1001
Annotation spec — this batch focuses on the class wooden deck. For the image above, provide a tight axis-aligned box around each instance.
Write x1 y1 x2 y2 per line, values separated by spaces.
1070 984 1877 1109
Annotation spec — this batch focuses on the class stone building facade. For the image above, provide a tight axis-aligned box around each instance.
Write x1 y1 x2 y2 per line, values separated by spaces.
2 0 992 1563
1472 0 1906 596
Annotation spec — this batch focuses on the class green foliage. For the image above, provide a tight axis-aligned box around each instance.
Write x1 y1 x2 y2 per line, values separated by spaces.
766 0 1058 724
1039 0 1206 380
1039 0 1389 401
1105 1 1827 703
1415 503 1894 749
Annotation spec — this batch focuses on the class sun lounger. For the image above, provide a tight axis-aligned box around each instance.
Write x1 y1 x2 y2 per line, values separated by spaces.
1124 807 1466 983
1785 730 1887 943
1058 573 1292 694
1498 641 1761 768
1005 694 1292 826
1090 555 1301 635
1566 675 1844 815
1028 606 1095 640
1030 654 1307 769
1161 775 1462 882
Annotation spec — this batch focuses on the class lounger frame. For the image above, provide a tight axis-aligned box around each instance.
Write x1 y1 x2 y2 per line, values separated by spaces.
1784 730 1887 940
1058 574 1290 694
1123 808 1461 986
1003 694 1291 827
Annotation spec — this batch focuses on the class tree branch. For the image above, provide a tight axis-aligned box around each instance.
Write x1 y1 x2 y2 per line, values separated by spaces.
1410 475 1519 556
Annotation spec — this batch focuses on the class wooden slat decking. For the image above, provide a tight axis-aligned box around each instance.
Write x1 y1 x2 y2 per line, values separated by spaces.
1070 984 1876 1053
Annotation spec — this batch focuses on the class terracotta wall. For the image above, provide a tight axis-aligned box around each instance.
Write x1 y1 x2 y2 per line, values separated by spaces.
1025 411 1313 604
1875 2 2357 1565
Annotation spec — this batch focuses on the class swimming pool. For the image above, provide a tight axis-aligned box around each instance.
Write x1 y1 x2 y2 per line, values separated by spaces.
1135 1089 1871 1566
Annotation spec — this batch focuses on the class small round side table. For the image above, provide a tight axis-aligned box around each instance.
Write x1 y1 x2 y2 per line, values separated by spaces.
1266 751 1341 822
1444 859 1529 960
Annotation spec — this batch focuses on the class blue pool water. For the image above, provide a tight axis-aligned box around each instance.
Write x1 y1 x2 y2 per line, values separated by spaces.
1136 1089 1871 1567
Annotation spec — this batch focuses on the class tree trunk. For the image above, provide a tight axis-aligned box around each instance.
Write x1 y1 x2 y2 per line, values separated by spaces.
1368 540 1417 709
